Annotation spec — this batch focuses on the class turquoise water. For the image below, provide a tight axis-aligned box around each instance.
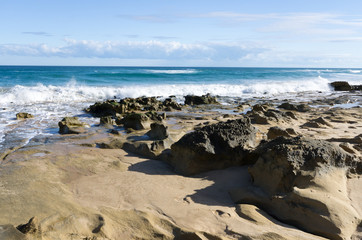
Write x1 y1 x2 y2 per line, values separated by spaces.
1 66 362 88
0 66 361 152
1 66 362 106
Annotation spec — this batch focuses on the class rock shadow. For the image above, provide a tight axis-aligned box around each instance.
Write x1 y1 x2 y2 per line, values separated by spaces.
128 157 252 207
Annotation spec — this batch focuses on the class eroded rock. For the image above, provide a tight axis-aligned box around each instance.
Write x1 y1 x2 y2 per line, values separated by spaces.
147 122 169 140
267 126 297 140
58 117 88 134
168 118 257 175
231 136 361 240
278 103 311 112
184 94 218 105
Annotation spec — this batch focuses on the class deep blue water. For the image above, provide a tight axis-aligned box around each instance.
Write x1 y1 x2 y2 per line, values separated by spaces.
1 66 362 88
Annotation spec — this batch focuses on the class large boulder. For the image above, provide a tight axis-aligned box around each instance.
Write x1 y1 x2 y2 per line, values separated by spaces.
184 94 218 105
230 136 361 240
168 118 257 175
86 100 125 117
330 81 352 91
58 117 88 134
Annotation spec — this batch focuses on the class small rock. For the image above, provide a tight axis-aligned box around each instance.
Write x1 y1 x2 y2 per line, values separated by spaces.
17 216 38 234
267 126 293 140
58 117 88 134
147 123 169 140
16 112 34 120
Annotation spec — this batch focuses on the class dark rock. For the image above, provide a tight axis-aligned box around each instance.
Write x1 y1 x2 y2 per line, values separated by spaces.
251 113 269 124
86 100 125 117
330 81 352 91
231 136 360 240
184 94 218 105
17 216 38 234
116 111 163 130
118 112 151 130
168 118 257 175
251 104 267 112
147 123 169 140
16 112 34 120
58 117 88 134
278 103 310 112
163 98 182 111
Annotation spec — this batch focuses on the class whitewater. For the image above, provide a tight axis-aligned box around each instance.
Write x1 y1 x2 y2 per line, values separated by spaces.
0 66 361 153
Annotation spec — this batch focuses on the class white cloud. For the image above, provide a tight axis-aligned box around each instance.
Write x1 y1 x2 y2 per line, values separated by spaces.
0 39 267 61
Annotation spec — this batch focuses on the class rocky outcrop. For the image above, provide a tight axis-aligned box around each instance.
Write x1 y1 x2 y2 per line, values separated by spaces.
147 123 169 140
247 105 296 125
58 117 88 134
117 112 164 130
278 103 310 112
167 118 257 175
231 136 361 240
301 117 333 128
86 100 125 117
184 94 218 105
16 112 34 120
267 126 297 140
330 81 362 91
86 97 182 117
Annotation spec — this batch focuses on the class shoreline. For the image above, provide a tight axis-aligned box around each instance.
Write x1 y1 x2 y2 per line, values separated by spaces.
0 92 361 239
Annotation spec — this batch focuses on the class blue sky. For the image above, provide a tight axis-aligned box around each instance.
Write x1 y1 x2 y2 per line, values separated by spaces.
1 0 362 67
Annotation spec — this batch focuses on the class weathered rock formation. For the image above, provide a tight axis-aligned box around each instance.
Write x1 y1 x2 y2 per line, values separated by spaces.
86 97 182 117
58 117 88 134
147 122 169 140
330 81 362 91
230 136 361 240
184 94 218 105
267 126 297 140
117 112 163 130
301 117 333 128
168 118 257 175
247 105 296 124
278 102 311 112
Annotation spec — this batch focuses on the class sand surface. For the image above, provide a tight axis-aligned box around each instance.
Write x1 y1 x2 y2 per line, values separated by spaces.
0 97 361 239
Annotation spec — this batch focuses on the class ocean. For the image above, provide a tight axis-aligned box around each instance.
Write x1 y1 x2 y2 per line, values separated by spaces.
0 66 361 153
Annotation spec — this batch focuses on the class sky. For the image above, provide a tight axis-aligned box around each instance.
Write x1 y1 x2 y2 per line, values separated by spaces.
1 0 362 67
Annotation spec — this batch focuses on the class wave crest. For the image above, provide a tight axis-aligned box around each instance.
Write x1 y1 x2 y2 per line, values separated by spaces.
0 77 333 106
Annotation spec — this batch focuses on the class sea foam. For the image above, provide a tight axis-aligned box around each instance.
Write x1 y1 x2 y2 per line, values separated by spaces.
0 77 333 106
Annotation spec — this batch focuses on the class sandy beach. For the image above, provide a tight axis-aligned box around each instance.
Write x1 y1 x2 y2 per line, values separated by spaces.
0 91 361 240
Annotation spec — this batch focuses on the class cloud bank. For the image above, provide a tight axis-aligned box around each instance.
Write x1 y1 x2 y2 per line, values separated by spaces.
0 39 267 61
